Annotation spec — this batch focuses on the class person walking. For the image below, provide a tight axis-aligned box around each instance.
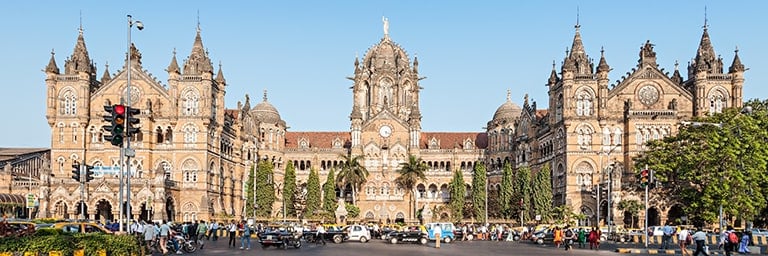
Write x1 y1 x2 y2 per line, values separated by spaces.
661 223 675 249
227 221 237 248
588 226 600 250
678 227 691 256
197 220 208 250
578 228 587 248
564 226 575 251
433 223 442 248
691 227 709 256
316 224 327 245
240 222 251 250
738 231 751 254
721 226 738 256
143 221 156 253
159 220 171 255
553 226 563 248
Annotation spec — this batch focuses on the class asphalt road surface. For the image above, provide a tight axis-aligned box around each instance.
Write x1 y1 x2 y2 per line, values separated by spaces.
182 237 627 256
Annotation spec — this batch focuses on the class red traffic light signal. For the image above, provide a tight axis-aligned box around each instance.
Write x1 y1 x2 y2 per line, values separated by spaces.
639 169 649 188
102 104 125 146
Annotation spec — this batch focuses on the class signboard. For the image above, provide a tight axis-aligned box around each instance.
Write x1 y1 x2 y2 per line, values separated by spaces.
91 166 138 177
26 193 35 209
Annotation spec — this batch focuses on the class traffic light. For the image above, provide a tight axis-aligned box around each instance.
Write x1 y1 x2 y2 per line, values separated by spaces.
85 165 95 182
102 104 126 146
71 163 81 182
649 169 657 189
126 107 140 138
639 169 649 188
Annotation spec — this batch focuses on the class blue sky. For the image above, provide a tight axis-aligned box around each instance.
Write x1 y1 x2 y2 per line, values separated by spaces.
1 1 766 148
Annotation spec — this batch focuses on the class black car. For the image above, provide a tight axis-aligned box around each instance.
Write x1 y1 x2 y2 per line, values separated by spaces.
387 226 428 245
258 229 302 249
302 229 348 244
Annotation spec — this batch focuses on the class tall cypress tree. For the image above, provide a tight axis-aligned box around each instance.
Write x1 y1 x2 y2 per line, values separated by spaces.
283 161 297 218
499 162 514 219
245 165 255 217
449 170 466 222
532 163 554 222
471 162 487 223
255 160 276 218
305 168 322 217
322 168 337 214
514 166 532 223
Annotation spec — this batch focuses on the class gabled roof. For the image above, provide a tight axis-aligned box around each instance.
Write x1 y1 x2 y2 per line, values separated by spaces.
419 132 487 149
285 132 351 149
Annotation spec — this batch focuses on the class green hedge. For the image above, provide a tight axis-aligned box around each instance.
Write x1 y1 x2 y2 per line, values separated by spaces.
0 230 141 256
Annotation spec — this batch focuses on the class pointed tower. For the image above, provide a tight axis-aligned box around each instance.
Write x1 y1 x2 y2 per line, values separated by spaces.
552 22 598 124
166 49 181 113
596 47 610 117
178 23 218 124
686 23 737 116
100 63 112 85
182 25 214 77
728 48 745 108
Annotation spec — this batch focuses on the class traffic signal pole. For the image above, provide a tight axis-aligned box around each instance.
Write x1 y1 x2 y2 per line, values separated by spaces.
644 164 649 248
80 164 86 220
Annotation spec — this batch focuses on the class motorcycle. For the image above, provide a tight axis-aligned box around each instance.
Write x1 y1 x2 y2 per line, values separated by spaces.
150 234 197 254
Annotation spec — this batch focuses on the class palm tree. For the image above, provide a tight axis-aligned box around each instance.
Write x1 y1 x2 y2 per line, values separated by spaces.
395 154 427 220
336 153 369 205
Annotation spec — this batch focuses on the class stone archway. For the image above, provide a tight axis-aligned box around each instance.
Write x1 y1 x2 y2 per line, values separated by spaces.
166 197 176 222
95 199 113 221
623 211 639 229
647 207 661 227
53 200 69 219
667 204 686 225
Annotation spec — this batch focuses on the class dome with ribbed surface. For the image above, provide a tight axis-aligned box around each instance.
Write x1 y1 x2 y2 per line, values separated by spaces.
493 90 521 121
251 90 282 123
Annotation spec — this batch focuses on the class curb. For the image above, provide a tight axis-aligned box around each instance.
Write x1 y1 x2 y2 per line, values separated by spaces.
616 248 737 255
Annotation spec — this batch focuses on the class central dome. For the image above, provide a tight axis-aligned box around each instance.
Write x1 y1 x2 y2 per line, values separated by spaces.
492 92 521 121
361 37 411 71
251 91 282 123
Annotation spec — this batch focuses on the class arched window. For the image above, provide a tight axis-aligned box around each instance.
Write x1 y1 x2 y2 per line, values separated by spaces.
156 127 164 143
90 126 98 143
602 127 611 146
556 94 564 122
709 91 726 114
182 159 198 183
576 90 593 116
61 90 77 116
577 126 592 149
183 124 198 143
183 90 199 116
164 127 173 143
612 128 622 145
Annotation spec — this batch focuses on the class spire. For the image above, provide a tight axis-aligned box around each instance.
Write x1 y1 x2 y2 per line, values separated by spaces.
101 62 111 84
693 22 717 72
506 89 511 102
216 61 226 84
242 94 251 111
669 60 682 84
729 47 745 73
263 89 268 102
597 46 610 72
548 60 559 85
45 49 60 74
64 27 94 75
563 23 592 75
166 48 180 74
182 24 213 75
413 53 419 73
354 53 360 68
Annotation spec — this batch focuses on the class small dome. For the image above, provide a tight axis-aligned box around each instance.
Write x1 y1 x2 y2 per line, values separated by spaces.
492 90 521 120
251 90 282 123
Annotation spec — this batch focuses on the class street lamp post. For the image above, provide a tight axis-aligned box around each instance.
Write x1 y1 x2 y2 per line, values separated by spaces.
596 144 621 228
121 14 143 233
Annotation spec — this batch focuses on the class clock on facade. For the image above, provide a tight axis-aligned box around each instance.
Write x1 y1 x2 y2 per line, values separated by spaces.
379 125 392 138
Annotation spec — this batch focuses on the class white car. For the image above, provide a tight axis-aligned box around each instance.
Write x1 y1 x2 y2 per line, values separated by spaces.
344 225 372 243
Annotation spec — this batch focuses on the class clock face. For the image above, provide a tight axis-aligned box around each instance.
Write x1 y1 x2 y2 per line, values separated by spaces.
379 125 392 138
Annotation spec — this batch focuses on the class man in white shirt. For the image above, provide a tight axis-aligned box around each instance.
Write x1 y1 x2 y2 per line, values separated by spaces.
691 227 709 256
433 224 442 248
678 228 690 256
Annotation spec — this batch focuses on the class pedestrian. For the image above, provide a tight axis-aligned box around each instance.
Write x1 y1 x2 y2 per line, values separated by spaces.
462 224 468 241
197 220 207 250
433 223 442 248
588 226 600 250
678 227 691 256
159 220 171 255
577 228 586 248
227 221 237 248
316 224 327 245
564 226 575 251
143 221 156 253
738 231 751 254
721 226 738 256
553 226 563 248
691 226 709 256
660 223 675 249
240 221 251 250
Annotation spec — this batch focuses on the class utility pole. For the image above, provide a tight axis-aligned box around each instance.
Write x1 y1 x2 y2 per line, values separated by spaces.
644 164 649 248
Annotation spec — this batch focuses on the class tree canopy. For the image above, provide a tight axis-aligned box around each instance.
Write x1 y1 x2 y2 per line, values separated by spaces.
531 163 553 223
499 162 514 219
449 170 466 222
283 161 297 218
395 154 428 219
255 160 276 218
337 154 369 205
305 168 322 217
634 102 768 226
471 162 487 223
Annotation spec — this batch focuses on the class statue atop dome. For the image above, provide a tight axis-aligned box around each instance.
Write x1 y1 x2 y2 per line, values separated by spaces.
382 16 389 39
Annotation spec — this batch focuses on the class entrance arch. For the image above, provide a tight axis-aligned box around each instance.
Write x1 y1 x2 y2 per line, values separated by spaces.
53 200 69 219
667 204 686 225
647 207 661 227
95 199 113 221
166 197 176 222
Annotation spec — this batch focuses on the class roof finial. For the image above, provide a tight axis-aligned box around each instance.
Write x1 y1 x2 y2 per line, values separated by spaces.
197 10 201 33
703 6 708 30
735 45 739 53
172 47 177 56
506 89 511 102
263 89 268 102
600 46 605 56
674 60 679 70
552 60 556 69
382 16 390 39
51 48 55 56
219 60 222 69
79 10 83 35
576 6 580 29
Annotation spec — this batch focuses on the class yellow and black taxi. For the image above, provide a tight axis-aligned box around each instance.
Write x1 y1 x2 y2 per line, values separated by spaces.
50 222 113 234
1 219 36 237
386 225 428 245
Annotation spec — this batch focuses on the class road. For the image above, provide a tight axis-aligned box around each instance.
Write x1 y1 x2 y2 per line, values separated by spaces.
182 237 626 256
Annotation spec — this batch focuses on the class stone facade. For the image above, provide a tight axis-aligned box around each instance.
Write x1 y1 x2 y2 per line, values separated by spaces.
39 21 744 226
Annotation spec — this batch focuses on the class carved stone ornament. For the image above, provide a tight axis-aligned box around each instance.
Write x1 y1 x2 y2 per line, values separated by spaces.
638 85 659 106
124 86 142 104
